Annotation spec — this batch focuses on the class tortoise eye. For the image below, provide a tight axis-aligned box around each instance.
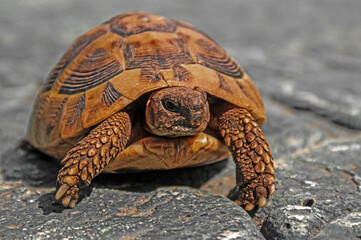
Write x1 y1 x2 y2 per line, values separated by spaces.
162 99 180 112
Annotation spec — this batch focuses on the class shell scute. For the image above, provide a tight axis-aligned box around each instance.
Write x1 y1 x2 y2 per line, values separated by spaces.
59 46 123 95
123 33 195 70
43 28 107 93
195 38 243 78
82 81 133 129
109 12 177 37
173 64 192 82
102 82 123 107
45 96 68 136
108 69 168 100
61 93 86 139
139 67 163 83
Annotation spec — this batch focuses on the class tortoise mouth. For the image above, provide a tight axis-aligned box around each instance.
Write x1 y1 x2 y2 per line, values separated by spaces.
162 124 200 137
143 121 204 138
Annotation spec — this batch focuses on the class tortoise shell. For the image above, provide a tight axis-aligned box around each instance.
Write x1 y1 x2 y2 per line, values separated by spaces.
28 12 265 167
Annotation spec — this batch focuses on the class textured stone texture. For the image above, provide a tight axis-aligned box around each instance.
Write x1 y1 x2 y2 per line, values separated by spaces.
1 0 361 239
258 137 361 239
0 183 264 239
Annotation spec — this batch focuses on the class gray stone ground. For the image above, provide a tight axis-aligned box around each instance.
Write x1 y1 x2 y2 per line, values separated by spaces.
1 0 361 239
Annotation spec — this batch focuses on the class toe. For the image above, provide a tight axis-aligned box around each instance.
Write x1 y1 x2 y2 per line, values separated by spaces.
55 184 79 208
268 183 276 196
62 195 72 207
55 184 70 200
245 203 255 211
258 196 267 208
69 199 77 208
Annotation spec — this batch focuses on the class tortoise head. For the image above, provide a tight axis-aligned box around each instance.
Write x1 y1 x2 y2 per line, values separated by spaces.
145 87 210 137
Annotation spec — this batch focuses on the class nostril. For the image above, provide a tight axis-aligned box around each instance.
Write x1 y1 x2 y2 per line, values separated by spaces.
194 115 203 124
191 105 202 111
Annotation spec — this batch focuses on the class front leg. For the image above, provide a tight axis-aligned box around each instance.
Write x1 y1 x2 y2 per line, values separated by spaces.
55 111 131 208
219 108 275 211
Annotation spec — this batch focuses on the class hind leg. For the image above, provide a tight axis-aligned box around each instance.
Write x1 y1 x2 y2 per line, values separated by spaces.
55 111 131 208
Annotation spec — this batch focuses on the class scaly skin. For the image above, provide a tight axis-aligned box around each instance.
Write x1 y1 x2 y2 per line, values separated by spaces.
55 111 131 208
218 108 275 211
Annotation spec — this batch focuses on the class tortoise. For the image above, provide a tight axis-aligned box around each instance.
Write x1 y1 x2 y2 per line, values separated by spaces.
27 12 275 211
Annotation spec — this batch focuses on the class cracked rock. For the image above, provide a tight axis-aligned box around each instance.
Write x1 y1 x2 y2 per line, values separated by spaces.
257 137 361 239
312 212 361 239
0 185 263 239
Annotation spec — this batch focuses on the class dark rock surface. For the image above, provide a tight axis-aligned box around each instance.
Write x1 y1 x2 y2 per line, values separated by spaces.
1 0 361 239
258 137 361 239
1 183 264 239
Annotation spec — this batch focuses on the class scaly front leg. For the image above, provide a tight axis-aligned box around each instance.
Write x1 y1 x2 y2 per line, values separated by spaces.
219 108 275 211
55 111 131 208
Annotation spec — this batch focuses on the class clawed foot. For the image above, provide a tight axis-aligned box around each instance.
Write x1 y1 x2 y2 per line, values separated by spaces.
55 175 81 208
229 174 275 211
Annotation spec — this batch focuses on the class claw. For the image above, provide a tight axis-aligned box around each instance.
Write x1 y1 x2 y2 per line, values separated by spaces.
269 183 276 195
69 199 77 209
245 203 255 211
258 196 267 208
62 195 72 207
55 184 70 200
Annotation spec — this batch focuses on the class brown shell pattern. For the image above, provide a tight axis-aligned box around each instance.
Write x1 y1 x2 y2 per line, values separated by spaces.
29 12 265 152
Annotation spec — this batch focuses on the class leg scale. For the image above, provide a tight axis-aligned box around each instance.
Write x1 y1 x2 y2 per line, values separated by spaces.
55 111 131 208
219 108 275 211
